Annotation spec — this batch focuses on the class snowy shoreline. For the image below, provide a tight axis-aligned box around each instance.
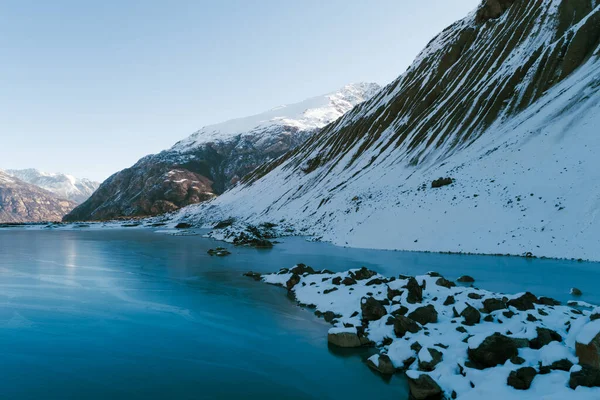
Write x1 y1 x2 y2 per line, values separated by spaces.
247 265 600 399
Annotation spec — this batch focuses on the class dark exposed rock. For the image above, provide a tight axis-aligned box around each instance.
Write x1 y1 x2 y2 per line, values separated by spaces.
361 297 387 321
571 288 583 296
285 274 301 290
467 293 483 300
351 267 378 281
457 275 475 283
475 0 516 23
431 177 453 188
207 247 231 256
443 296 456 306
290 264 316 275
538 296 561 306
323 287 338 295
175 222 193 229
510 356 525 365
460 305 481 326
367 354 396 375
406 277 423 304
387 286 403 300
327 331 362 348
332 276 342 285
408 305 438 326
507 292 538 311
468 333 519 369
393 316 422 338
576 329 600 368
406 374 442 400
569 365 600 389
418 348 443 372
243 271 262 281
391 306 409 317
503 310 515 319
483 298 506 313
342 276 357 286
530 327 562 350
366 278 387 286
507 367 537 390
435 277 456 289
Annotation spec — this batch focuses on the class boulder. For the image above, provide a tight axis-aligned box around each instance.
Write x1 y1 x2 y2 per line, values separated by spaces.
290 263 316 275
418 348 443 372
408 305 438 325
407 374 443 400
366 278 387 286
406 277 423 304
460 305 481 326
431 177 453 188
327 331 362 348
285 274 301 290
483 298 506 313
570 365 600 389
207 247 231 256
468 333 519 368
576 327 600 368
361 297 387 321
387 285 403 300
393 316 422 338
332 276 342 285
507 292 538 311
507 367 537 390
351 267 377 281
435 277 456 289
571 288 583 296
342 276 357 286
443 296 456 306
367 354 396 375
457 275 475 283
529 327 562 350
243 271 262 281
538 296 561 306
175 222 192 229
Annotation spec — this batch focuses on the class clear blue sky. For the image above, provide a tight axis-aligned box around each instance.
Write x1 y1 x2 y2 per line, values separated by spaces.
0 0 480 181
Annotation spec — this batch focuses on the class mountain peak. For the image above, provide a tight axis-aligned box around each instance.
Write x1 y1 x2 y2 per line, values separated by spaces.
171 82 381 152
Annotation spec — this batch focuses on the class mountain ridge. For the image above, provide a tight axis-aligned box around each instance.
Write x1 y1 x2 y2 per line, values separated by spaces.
170 0 600 261
6 168 99 204
63 82 380 221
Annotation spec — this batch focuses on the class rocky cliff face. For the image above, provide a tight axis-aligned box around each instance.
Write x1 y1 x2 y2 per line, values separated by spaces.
0 171 76 223
63 83 380 221
6 169 99 204
171 0 600 261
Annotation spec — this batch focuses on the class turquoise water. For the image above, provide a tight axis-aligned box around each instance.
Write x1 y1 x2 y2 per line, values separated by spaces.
0 229 597 399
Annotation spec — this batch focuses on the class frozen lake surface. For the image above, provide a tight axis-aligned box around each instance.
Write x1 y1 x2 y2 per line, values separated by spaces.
0 228 597 399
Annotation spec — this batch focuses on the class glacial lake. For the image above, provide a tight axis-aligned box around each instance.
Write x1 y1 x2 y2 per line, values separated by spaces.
0 228 598 399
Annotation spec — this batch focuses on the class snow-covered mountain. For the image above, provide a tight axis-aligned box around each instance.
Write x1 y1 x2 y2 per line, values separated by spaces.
63 83 380 221
172 0 600 261
0 170 76 223
6 169 99 204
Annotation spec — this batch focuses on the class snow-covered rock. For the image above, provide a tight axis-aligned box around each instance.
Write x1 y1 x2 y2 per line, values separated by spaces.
252 264 600 399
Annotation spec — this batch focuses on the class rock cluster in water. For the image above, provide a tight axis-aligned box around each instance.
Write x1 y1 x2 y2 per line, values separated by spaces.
247 265 600 399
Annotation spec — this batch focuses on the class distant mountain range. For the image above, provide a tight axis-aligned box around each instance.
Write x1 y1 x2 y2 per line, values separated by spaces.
6 169 99 204
63 82 380 221
0 169 98 223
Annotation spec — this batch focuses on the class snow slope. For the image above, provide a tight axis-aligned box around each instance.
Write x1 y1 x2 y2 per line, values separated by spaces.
6 169 99 204
172 0 600 261
171 82 380 151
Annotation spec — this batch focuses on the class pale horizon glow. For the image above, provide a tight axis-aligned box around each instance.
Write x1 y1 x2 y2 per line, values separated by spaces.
0 0 480 182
